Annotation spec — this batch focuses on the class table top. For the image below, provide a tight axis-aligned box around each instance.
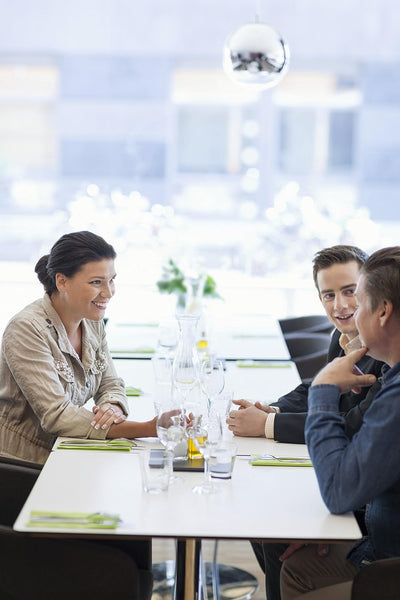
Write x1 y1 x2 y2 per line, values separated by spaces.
106 315 290 361
14 437 361 543
13 352 360 545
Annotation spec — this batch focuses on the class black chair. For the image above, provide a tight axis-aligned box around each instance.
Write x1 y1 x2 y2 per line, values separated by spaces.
284 333 331 382
0 455 42 525
351 557 400 600
279 314 333 336
0 455 153 600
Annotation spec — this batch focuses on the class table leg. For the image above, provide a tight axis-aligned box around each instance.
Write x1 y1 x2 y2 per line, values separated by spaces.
175 539 201 599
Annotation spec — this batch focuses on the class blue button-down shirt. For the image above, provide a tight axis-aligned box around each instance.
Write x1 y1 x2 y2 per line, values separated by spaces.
306 362 400 566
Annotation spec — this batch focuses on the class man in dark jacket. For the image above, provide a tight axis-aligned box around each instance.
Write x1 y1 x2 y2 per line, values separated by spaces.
226 245 384 600
226 245 384 442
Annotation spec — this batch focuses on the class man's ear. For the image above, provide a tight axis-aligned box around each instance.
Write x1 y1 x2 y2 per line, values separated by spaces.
379 299 393 326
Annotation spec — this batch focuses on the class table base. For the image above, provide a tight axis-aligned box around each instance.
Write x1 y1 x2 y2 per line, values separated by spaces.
152 560 259 600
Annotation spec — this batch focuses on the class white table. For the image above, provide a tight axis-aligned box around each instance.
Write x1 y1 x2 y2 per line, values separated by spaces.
106 315 290 361
14 438 361 598
14 356 361 599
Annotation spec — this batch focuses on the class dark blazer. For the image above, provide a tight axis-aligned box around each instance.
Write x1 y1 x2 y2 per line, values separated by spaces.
270 329 384 443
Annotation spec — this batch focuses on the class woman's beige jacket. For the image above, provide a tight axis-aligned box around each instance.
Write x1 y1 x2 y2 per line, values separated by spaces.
0 294 128 464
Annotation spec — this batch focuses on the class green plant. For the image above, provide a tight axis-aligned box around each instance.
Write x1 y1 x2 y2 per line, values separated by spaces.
156 259 221 299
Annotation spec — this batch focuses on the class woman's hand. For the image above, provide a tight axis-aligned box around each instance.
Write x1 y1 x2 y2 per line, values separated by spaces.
91 402 127 430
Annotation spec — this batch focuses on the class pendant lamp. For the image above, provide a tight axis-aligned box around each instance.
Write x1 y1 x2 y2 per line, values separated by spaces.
223 16 289 90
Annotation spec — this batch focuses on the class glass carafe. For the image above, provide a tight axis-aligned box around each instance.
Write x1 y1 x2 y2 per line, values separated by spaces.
172 314 200 410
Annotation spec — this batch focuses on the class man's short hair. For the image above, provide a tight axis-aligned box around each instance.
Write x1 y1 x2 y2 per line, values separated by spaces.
312 245 369 290
361 246 400 314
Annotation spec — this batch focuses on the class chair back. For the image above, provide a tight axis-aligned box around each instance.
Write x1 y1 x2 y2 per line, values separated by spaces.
351 557 400 600
0 455 42 526
279 314 333 335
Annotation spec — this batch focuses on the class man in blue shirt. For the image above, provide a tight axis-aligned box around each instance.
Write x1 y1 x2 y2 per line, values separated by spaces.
280 246 400 599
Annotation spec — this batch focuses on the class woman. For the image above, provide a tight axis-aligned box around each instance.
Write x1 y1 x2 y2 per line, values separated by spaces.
0 230 157 464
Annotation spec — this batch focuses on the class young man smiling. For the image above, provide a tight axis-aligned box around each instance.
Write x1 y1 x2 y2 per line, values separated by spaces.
226 245 383 444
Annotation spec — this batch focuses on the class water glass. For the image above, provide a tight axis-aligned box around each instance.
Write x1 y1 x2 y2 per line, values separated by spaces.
140 449 169 494
209 440 238 479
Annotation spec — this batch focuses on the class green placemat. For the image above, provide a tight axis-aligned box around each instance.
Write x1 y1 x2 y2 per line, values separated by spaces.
237 361 292 369
112 347 155 354
57 439 136 451
251 455 312 467
126 386 143 396
26 510 121 529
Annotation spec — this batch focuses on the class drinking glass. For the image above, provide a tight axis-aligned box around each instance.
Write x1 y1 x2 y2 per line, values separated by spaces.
156 409 186 484
200 356 225 416
192 415 223 495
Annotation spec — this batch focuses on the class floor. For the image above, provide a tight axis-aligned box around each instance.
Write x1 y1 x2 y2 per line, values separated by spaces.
152 538 266 599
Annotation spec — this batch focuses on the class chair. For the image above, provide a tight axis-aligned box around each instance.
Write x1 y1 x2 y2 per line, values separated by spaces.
351 557 400 600
0 455 153 600
284 333 331 382
279 314 333 336
0 455 42 525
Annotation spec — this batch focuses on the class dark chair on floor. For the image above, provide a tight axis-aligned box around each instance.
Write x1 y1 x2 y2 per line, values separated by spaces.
0 455 153 600
351 556 400 600
0 455 42 525
279 314 333 336
284 333 331 382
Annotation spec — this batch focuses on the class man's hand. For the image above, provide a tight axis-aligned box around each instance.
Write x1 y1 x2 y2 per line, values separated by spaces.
233 399 276 413
312 347 377 393
226 404 268 437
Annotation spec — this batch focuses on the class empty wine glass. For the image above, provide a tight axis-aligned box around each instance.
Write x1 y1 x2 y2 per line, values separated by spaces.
192 415 223 495
156 409 186 484
200 356 225 416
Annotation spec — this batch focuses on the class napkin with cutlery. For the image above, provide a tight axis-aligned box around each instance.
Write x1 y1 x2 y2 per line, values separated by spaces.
125 386 143 396
26 510 121 529
251 454 312 467
57 438 139 451
237 361 292 369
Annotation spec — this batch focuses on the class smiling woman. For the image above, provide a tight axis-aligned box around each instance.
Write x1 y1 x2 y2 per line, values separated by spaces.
0 230 157 465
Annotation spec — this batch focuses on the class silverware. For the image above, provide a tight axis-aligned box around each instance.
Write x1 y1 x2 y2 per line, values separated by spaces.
29 511 122 526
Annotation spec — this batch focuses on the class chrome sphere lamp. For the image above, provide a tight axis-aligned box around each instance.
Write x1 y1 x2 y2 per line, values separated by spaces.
223 17 290 90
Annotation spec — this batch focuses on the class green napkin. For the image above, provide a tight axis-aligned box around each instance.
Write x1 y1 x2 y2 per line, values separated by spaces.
237 361 292 369
57 438 136 451
117 322 158 327
126 386 143 396
26 510 121 529
112 347 155 354
232 334 278 339
251 455 312 467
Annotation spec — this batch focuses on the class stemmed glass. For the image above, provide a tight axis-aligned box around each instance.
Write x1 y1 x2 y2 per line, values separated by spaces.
192 415 223 495
156 409 186 485
200 356 225 416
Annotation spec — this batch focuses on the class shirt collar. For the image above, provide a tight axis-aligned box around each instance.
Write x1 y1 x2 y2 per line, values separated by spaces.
339 334 362 355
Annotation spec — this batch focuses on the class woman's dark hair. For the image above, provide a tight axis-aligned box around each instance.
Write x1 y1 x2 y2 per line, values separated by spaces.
35 231 117 295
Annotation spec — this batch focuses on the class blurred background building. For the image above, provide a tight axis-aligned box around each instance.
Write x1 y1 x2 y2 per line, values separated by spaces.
0 0 399 329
